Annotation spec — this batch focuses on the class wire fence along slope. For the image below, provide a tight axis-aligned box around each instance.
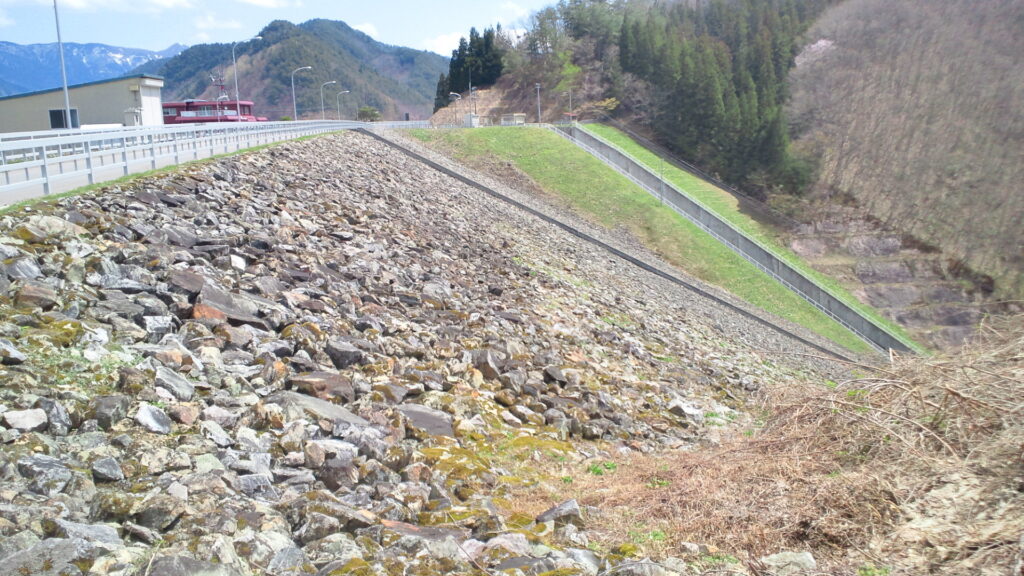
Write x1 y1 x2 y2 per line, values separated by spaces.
551 124 914 354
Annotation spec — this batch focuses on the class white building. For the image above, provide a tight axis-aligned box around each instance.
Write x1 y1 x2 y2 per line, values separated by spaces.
0 74 165 133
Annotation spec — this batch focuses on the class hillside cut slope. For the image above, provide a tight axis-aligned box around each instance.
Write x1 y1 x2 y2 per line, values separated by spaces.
0 132 846 575
788 0 1024 301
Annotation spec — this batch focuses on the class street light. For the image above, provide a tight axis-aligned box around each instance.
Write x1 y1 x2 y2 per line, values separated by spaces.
290 66 312 120
320 81 337 120
232 35 262 117
336 90 350 120
53 0 73 129
449 92 462 126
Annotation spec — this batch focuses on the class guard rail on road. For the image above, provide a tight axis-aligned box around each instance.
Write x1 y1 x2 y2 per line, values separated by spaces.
0 120 429 204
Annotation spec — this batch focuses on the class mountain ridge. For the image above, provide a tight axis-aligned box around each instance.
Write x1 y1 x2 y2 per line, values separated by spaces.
0 41 184 97
136 19 448 120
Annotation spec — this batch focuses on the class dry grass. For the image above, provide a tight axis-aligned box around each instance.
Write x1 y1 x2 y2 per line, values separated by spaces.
512 315 1023 574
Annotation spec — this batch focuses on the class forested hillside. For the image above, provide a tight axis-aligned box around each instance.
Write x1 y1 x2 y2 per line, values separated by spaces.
136 19 447 120
787 0 1024 300
430 0 1020 346
433 27 506 111
438 0 835 189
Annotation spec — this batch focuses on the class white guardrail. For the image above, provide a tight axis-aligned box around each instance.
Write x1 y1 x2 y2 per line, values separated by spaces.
0 120 429 204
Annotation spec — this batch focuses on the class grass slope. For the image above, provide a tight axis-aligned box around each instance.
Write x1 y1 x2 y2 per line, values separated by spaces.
582 123 921 353
408 126 874 355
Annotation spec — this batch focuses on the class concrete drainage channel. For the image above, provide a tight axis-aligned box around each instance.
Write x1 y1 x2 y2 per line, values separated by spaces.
549 125 914 354
358 128 861 364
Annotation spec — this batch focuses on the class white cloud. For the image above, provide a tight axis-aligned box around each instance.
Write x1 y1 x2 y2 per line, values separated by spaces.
422 32 462 57
504 27 528 45
0 8 12 27
40 0 196 11
234 0 301 7
500 2 529 20
352 23 377 38
194 13 242 31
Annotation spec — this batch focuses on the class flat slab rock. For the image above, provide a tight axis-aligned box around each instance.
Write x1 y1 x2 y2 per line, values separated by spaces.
194 284 266 328
3 537 99 576
287 371 354 403
147 555 246 576
536 498 583 526
2 408 48 432
266 391 368 427
397 403 455 437
380 519 469 542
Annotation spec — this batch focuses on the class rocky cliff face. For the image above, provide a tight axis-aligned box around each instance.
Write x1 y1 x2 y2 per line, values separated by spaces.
0 132 842 575
787 205 999 351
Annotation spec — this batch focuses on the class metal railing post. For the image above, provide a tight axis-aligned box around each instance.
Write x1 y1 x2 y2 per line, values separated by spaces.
121 136 129 176
86 137 95 185
41 144 51 195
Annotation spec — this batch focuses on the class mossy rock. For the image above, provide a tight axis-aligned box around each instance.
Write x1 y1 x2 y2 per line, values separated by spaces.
322 557 373 575
612 542 640 556
37 319 86 347
418 446 491 480
507 435 573 456
92 491 137 521
506 513 535 530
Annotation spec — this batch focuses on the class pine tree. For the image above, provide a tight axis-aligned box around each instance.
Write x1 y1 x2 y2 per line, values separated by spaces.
433 73 450 112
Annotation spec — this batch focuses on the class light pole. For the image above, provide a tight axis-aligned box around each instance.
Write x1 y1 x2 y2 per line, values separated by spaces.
535 83 542 124
468 67 474 116
290 66 312 120
336 90 350 120
449 92 462 126
53 0 72 129
232 35 261 116
320 81 337 120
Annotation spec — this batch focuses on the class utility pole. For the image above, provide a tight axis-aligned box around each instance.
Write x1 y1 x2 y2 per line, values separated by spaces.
535 83 541 123
53 0 73 129
468 67 476 117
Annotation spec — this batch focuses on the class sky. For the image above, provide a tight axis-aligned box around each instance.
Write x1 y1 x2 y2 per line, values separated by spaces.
0 0 553 55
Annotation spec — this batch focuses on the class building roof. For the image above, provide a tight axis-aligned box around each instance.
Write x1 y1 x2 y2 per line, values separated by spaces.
0 74 165 103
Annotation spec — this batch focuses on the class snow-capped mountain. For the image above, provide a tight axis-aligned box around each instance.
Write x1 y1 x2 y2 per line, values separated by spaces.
0 42 186 97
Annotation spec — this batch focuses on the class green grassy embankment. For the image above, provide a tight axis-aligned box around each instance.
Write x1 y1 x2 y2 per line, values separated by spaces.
407 126 875 355
581 123 921 353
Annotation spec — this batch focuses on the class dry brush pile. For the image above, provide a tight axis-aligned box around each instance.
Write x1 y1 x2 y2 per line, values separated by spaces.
565 315 1023 575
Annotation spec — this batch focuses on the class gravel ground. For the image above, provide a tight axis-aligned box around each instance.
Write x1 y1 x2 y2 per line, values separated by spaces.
375 128 874 378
